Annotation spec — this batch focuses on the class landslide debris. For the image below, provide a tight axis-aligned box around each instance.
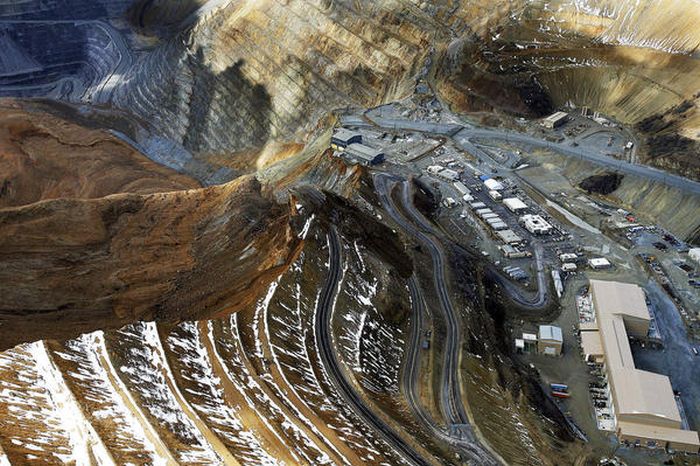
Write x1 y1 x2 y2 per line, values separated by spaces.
0 104 302 350
0 100 199 208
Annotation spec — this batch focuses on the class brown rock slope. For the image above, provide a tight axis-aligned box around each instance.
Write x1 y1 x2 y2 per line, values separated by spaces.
0 100 199 208
434 0 700 179
0 103 301 350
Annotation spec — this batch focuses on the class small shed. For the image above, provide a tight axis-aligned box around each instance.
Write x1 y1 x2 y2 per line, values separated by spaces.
538 325 563 356
589 257 612 269
522 333 538 353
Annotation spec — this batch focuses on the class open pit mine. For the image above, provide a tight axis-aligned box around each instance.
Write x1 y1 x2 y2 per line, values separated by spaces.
1 1 700 465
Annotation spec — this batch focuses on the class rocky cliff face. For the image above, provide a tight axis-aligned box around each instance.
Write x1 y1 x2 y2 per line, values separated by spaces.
1 0 697 178
435 0 700 178
110 0 437 175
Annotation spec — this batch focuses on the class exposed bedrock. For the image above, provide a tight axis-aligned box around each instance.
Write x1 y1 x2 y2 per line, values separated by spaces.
111 0 436 174
0 175 301 351
436 0 700 179
1 0 699 181
0 100 199 208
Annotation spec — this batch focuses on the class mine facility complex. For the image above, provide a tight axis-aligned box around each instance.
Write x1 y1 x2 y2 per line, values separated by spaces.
331 98 700 462
331 128 385 166
580 280 699 453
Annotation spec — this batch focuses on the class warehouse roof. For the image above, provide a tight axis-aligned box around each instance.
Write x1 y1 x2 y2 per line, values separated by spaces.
496 229 522 244
332 128 361 143
617 421 700 449
503 197 527 211
345 143 384 163
589 280 689 432
580 330 603 357
590 280 648 322
484 178 504 190
539 325 562 342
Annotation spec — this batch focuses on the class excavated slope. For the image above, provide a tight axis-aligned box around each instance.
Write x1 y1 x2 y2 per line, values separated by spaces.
436 0 700 178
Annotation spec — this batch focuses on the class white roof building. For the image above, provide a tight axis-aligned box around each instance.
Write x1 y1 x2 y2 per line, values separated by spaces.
541 111 568 129
496 229 523 245
503 197 528 212
539 325 563 343
484 178 505 191
488 190 502 201
559 253 578 262
520 214 553 235
562 263 578 272
589 257 612 269
689 248 700 265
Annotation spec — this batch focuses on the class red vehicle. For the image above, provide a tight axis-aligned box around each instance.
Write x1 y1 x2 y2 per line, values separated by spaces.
552 391 570 399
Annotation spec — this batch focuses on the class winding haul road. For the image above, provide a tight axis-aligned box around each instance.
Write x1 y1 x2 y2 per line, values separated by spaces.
374 173 499 465
315 228 433 466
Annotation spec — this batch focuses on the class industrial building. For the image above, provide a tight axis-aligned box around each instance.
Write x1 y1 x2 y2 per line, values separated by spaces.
589 257 612 269
520 214 553 235
344 143 385 166
427 166 459 181
483 178 504 191
580 280 700 453
503 197 528 213
496 229 523 245
561 263 577 272
538 325 563 356
689 248 700 265
559 253 578 262
442 197 458 208
541 111 568 129
500 244 529 258
453 181 471 196
331 128 362 149
489 220 509 230
488 190 502 201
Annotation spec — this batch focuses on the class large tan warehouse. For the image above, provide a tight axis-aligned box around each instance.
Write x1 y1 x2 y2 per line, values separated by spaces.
581 280 700 453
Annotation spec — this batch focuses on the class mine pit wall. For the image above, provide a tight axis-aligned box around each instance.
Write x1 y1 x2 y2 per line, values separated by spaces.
112 0 430 172
536 153 700 243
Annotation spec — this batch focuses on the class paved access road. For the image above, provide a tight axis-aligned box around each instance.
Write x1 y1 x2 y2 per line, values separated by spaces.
365 114 700 195
314 228 434 466
374 173 499 465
